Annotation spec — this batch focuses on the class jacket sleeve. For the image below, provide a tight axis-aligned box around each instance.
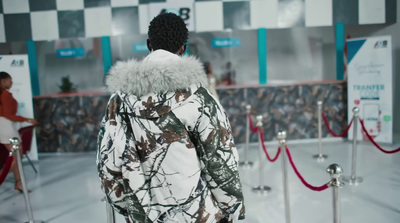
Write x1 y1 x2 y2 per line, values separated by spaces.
1 91 27 122
193 89 245 221
96 94 130 217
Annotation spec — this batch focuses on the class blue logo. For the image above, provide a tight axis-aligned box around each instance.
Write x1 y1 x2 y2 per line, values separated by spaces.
56 48 85 58
212 38 241 48
0 57 2 61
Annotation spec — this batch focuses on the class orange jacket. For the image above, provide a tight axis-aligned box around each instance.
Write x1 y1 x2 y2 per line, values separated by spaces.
0 89 27 122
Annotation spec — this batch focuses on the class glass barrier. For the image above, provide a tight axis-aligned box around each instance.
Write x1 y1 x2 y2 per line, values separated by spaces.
35 38 105 95
267 26 336 83
3 25 360 96
189 29 259 87
110 34 148 63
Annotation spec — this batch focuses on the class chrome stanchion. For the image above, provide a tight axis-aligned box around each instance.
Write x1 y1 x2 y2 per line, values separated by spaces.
240 105 254 168
252 115 271 195
327 164 344 223
313 101 327 162
10 138 44 223
277 131 291 223
342 107 363 185
106 200 116 223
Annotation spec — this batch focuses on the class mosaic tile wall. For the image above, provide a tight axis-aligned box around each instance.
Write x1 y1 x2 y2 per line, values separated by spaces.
33 94 110 152
218 82 348 144
33 81 347 152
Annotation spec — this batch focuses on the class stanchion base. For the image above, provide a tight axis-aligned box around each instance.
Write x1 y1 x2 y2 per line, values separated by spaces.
239 161 254 168
341 176 363 185
24 220 44 223
312 154 328 162
252 186 271 195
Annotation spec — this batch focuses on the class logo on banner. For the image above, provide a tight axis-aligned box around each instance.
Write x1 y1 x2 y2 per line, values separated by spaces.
0 57 2 61
374 40 388 48
11 60 24 67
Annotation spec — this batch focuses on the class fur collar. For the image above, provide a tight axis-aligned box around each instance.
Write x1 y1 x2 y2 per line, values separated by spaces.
106 50 209 96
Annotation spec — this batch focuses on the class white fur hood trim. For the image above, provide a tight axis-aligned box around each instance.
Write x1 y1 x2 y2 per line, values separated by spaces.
106 50 209 96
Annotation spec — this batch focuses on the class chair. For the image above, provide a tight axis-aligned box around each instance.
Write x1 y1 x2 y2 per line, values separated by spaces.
18 125 37 173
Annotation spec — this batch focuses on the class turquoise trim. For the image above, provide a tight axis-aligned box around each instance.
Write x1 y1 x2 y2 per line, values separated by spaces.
26 40 40 96
101 36 112 74
257 28 267 84
347 39 366 64
335 23 345 80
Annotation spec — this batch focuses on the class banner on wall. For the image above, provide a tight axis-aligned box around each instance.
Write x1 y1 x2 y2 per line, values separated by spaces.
149 1 194 31
0 55 38 160
347 36 392 143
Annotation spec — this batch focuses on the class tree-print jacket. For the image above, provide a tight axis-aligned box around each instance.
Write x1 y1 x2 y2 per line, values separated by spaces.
97 50 245 223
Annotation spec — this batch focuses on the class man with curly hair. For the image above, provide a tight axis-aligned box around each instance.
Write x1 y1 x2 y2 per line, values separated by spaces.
97 13 245 223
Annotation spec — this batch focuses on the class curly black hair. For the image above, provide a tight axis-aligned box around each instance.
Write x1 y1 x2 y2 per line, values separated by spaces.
148 13 188 54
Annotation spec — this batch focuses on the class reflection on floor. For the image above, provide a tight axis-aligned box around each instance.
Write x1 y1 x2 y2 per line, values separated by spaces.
1 140 400 223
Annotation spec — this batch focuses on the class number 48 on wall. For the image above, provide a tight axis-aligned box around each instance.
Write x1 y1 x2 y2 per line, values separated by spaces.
160 8 191 21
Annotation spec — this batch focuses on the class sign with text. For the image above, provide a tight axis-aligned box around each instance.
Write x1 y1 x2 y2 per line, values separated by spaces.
212 38 241 48
149 1 194 31
56 48 85 58
133 43 149 52
0 55 38 160
347 36 393 143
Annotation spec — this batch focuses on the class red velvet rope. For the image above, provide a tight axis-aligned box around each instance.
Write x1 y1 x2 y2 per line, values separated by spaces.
0 154 13 186
322 112 353 137
248 114 258 133
285 147 329 191
359 119 400 154
258 129 281 162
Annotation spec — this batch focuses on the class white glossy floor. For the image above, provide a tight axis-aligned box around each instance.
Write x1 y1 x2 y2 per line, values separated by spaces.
1 139 400 223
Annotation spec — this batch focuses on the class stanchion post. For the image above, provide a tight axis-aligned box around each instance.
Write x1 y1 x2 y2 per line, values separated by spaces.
240 105 253 168
313 101 327 162
327 164 344 223
277 131 291 223
10 138 44 223
252 115 271 195
342 107 363 185
106 200 116 223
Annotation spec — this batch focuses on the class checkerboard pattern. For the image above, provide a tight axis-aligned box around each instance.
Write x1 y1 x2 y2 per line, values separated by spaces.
0 0 396 42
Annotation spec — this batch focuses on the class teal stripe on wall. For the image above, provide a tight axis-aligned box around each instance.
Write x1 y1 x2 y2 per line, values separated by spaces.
258 28 267 84
335 23 345 80
26 40 40 96
101 36 112 74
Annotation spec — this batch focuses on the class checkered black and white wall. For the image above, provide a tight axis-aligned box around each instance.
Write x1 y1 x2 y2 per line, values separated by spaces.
0 0 396 42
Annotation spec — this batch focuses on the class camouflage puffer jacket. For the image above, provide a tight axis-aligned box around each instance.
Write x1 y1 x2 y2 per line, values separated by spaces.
97 50 245 223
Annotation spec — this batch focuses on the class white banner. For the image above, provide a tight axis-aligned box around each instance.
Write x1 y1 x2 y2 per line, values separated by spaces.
148 1 195 31
0 55 38 160
347 36 393 143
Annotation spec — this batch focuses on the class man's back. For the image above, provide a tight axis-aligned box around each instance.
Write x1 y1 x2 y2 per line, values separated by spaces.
97 13 245 223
